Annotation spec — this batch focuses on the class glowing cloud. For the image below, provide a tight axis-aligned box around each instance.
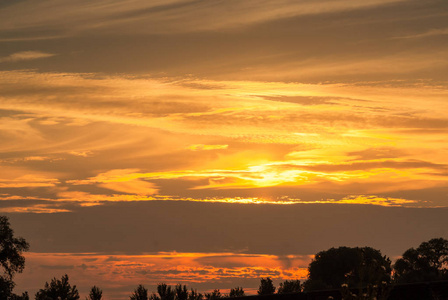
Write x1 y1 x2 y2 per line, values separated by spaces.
187 144 229 151
17 252 311 299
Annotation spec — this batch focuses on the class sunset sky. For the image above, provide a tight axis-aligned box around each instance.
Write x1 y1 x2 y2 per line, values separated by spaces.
1 0 448 299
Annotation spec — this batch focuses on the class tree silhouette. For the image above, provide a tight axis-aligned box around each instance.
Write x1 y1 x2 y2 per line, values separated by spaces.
157 284 175 300
11 291 29 300
257 278 275 295
87 286 102 300
150 293 160 300
188 289 203 300
175 285 188 300
204 289 221 300
229 287 245 297
394 237 448 283
303 247 391 291
277 280 301 294
130 285 148 300
35 274 80 300
0 216 29 298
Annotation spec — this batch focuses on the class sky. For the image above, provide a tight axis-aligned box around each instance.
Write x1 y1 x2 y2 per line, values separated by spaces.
1 0 448 299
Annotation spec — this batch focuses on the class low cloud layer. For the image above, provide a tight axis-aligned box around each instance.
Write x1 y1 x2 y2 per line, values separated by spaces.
15 251 310 300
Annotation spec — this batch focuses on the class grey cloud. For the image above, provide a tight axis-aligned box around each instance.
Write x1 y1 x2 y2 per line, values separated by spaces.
83 258 98 262
78 263 98 270
7 201 448 258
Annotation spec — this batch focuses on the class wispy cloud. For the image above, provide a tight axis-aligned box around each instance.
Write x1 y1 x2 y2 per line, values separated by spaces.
299 195 421 207
187 144 229 151
0 71 446 210
0 0 406 37
394 28 448 39
0 51 55 63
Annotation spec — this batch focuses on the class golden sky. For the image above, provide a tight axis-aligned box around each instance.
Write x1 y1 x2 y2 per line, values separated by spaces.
1 0 448 299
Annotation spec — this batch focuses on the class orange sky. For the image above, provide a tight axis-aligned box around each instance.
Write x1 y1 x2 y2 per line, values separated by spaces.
1 0 447 298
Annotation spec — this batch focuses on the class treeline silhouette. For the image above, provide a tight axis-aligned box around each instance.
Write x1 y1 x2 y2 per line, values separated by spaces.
1 215 448 300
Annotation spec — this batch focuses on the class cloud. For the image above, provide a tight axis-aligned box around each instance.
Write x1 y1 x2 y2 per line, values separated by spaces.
0 206 70 214
0 175 59 188
0 51 55 63
298 195 420 207
99 180 159 195
395 28 448 39
187 144 228 151
19 251 309 299
0 71 447 209
0 0 406 37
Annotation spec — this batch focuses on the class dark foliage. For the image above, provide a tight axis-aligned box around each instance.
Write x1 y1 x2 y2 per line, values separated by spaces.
130 284 148 300
277 280 301 294
229 287 245 297
188 289 203 300
87 286 102 300
258 278 275 295
35 274 79 300
304 246 391 291
11 291 29 300
157 284 175 300
394 237 448 283
0 216 30 298
175 285 188 300
204 289 221 300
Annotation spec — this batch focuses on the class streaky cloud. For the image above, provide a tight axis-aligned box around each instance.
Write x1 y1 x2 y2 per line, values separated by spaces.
0 51 55 63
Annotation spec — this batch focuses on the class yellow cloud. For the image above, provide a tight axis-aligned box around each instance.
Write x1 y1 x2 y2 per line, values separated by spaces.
0 71 446 207
187 144 228 151
298 195 420 207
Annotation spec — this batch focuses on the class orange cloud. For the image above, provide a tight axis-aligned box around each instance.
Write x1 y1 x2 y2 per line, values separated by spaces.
16 252 311 300
0 169 59 188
